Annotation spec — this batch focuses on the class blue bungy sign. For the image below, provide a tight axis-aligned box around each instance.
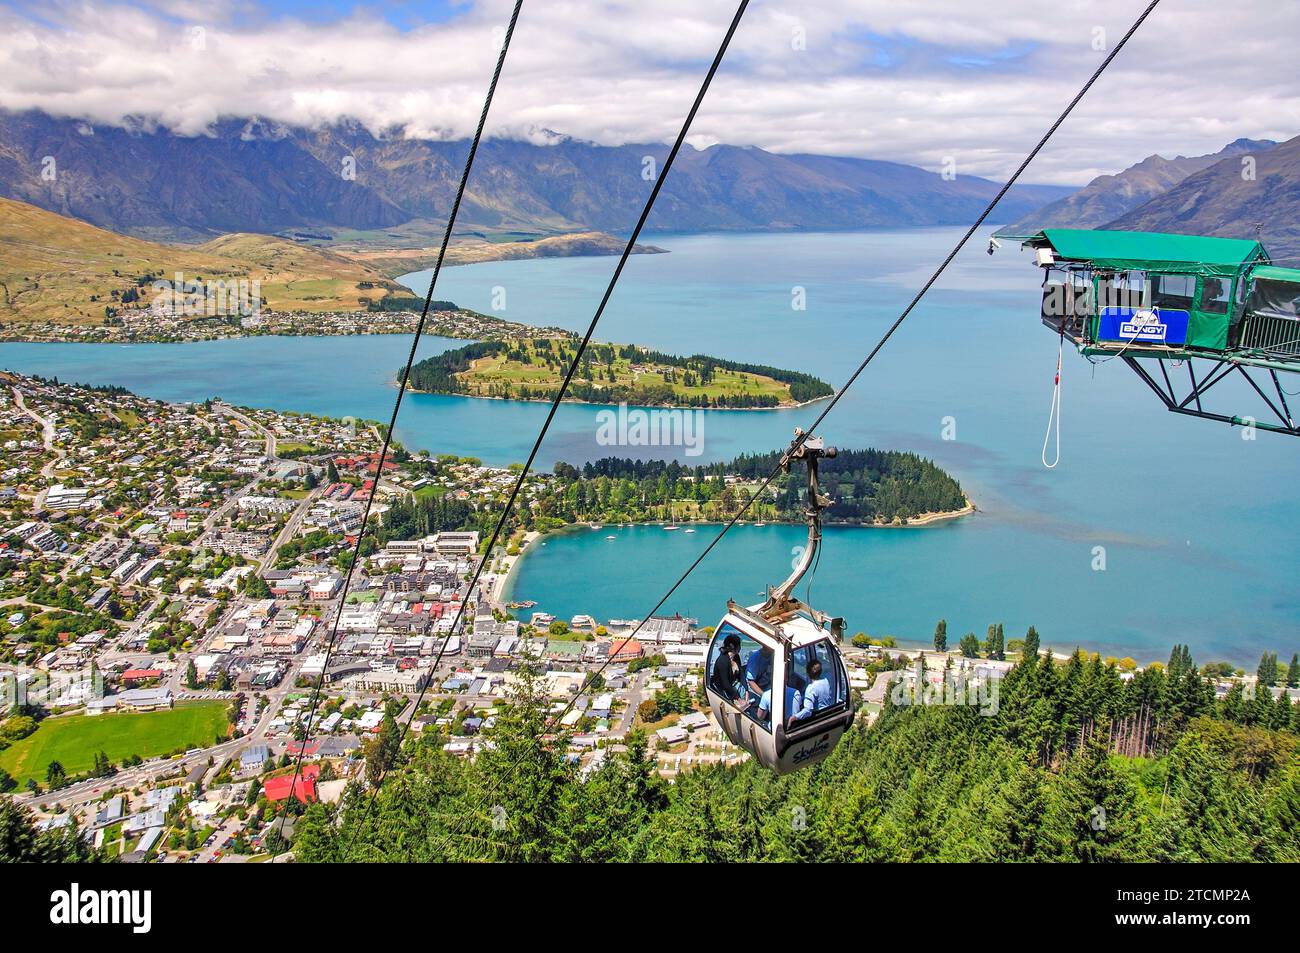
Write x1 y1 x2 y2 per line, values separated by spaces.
1098 307 1189 346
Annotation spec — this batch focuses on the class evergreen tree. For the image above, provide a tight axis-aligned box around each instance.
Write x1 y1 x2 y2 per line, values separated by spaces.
1273 687 1293 732
467 657 572 861
1258 652 1279 687
0 799 101 862
933 619 948 653
45 760 67 789
1023 625 1040 659
984 623 1005 660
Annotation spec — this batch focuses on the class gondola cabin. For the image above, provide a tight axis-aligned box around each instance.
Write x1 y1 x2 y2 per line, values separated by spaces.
705 602 852 773
702 430 855 775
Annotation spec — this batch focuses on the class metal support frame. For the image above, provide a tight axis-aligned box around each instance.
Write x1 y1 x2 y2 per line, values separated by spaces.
1121 354 1300 436
735 429 846 641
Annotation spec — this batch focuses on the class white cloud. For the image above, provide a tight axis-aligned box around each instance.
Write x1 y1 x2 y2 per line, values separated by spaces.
1 0 1298 184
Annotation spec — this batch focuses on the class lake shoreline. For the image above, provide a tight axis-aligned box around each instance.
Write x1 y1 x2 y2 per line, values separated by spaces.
401 383 833 412
500 502 977 605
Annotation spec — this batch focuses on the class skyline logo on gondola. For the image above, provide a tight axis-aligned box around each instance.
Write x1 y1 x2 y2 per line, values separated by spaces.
790 733 833 765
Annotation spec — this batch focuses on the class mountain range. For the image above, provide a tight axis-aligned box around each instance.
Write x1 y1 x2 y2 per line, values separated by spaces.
998 138 1276 232
0 110 1071 243
2 107 1297 268
1108 135 1300 260
1001 135 1300 259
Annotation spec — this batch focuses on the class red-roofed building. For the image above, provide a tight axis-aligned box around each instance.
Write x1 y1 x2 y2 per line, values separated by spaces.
335 453 398 476
285 739 320 758
609 638 644 660
122 668 164 685
264 764 320 803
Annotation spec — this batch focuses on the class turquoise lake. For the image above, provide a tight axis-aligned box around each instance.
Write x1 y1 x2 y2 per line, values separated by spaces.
3 228 1298 664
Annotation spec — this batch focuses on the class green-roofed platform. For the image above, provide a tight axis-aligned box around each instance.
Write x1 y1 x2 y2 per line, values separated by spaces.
1015 228 1300 438
1030 228 1268 276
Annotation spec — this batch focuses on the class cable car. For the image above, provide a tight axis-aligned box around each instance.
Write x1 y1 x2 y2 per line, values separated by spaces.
703 430 854 774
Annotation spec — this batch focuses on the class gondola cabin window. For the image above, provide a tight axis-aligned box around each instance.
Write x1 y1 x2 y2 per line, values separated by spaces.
786 639 848 725
706 622 772 730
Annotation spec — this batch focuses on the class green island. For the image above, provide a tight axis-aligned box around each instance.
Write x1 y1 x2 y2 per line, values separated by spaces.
0 701 231 787
544 451 969 525
372 449 971 544
405 339 835 408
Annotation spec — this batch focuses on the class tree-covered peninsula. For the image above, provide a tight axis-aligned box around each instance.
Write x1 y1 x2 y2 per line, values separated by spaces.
405 339 834 408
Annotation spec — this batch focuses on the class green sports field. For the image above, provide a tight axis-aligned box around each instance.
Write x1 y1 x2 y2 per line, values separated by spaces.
0 701 230 786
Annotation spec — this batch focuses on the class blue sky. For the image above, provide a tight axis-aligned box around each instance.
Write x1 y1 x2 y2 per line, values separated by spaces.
230 0 465 31
1 0 1298 184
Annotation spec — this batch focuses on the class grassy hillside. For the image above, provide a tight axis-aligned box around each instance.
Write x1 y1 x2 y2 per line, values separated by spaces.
340 230 667 278
407 339 834 408
0 197 410 325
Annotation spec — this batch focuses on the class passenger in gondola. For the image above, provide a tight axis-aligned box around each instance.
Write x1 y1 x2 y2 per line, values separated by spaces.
710 633 750 710
791 659 832 722
758 681 803 729
745 646 773 705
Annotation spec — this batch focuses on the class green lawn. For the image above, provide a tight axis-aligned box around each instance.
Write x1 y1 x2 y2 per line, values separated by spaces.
463 341 792 404
0 701 229 786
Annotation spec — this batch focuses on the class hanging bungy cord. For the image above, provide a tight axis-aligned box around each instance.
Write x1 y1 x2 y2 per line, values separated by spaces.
1042 328 1064 468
